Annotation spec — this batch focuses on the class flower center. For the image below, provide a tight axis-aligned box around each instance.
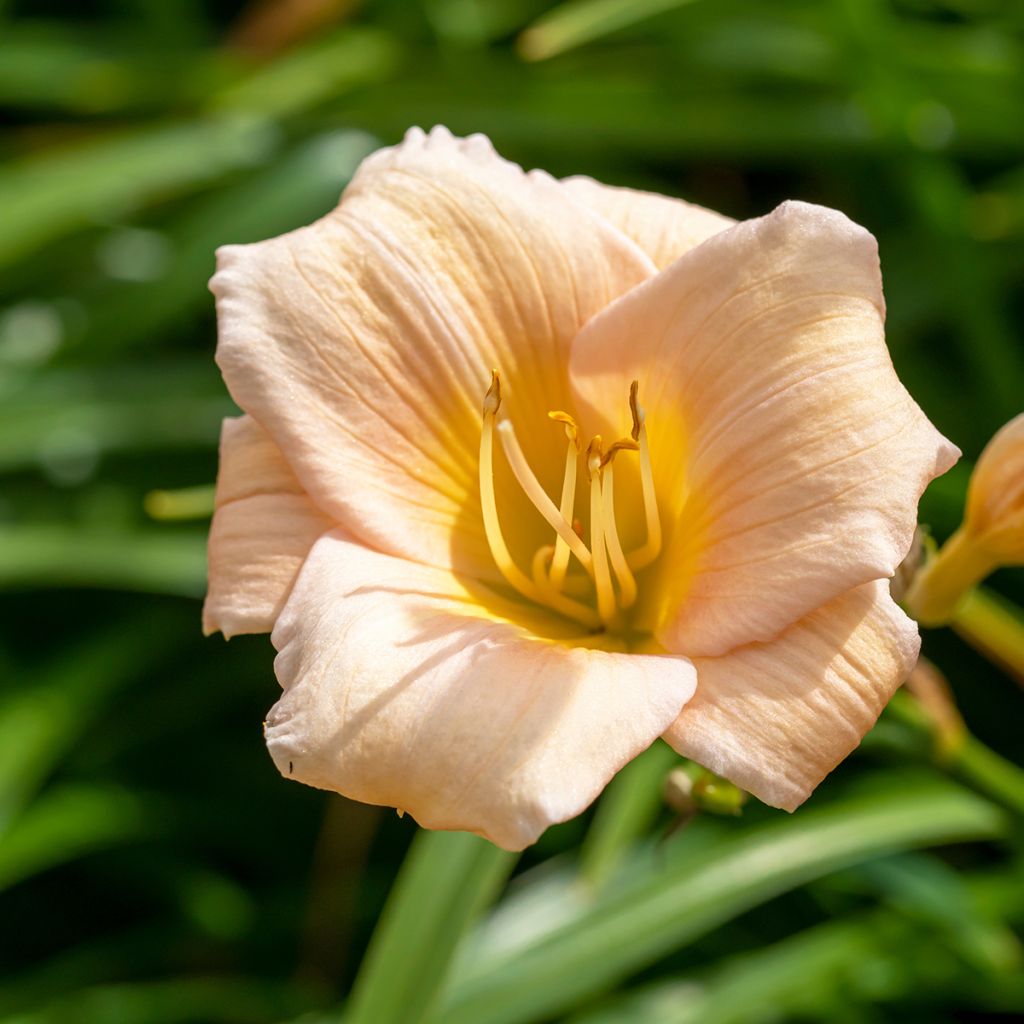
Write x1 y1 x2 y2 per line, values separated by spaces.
479 372 662 631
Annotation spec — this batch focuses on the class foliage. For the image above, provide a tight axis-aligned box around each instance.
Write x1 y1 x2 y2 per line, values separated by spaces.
1 1 1022 1022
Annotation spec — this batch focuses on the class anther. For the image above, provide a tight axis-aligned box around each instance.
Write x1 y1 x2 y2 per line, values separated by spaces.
483 369 501 416
600 437 639 468
548 410 580 450
629 379 642 441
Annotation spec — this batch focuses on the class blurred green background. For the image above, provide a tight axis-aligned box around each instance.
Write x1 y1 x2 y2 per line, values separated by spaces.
2 1 1023 1022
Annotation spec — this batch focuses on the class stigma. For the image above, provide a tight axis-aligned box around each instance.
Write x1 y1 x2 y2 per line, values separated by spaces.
478 371 661 630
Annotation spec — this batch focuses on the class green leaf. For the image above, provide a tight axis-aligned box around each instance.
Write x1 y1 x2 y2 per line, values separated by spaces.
0 526 207 597
434 773 1006 1024
0 784 153 892
345 829 517 1024
79 130 379 357
211 27 399 120
518 0 702 61
0 116 280 269
569 858 1024 1024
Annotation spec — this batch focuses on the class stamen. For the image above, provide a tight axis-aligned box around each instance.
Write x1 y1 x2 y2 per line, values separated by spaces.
478 373 661 632
627 380 662 571
479 373 598 629
479 372 539 602
587 437 618 625
547 411 580 589
497 420 593 573
600 459 638 609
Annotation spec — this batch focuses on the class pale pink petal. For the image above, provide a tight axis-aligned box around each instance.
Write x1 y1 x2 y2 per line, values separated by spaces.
664 581 920 810
563 176 734 268
203 416 333 638
212 127 655 584
265 530 697 851
570 201 959 657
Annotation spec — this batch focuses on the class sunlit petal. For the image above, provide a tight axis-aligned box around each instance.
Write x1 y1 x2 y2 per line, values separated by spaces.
664 581 920 810
212 127 654 583
266 530 697 851
570 201 958 656
564 176 734 268
203 416 332 638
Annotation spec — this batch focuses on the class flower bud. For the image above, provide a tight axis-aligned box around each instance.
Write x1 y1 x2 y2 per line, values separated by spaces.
964 412 1024 563
907 413 1024 625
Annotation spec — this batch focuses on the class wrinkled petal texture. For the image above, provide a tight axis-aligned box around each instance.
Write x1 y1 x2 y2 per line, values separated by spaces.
966 410 1024 559
564 176 735 268
570 200 959 657
266 530 697 851
664 580 920 810
203 416 333 638
212 126 654 585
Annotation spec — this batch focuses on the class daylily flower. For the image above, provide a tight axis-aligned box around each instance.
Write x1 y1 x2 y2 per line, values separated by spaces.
204 126 958 851
907 411 1024 625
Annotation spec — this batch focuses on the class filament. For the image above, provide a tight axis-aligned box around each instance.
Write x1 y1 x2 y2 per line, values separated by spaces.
479 373 598 629
547 412 580 590
587 439 617 625
600 462 637 608
497 419 592 573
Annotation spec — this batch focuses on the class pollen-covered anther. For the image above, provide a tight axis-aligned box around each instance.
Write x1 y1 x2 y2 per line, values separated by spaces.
548 410 580 449
482 368 501 416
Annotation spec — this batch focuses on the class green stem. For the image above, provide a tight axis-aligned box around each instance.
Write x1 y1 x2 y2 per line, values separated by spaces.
951 586 1024 686
905 528 997 626
888 690 1024 817
955 735 1024 818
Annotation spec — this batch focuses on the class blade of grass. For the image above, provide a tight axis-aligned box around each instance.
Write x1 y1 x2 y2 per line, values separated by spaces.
0 116 279 269
0 526 207 597
345 829 517 1024
79 130 378 356
518 0 701 61
0 783 153 892
578 739 678 891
